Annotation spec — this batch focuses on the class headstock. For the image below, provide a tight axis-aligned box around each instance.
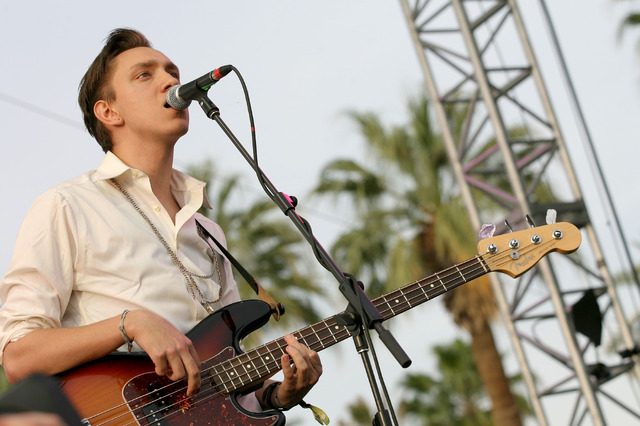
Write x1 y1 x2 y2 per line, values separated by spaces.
478 222 581 278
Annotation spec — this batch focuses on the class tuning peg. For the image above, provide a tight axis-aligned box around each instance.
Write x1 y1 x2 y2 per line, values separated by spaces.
504 219 513 233
546 209 557 225
525 214 536 228
478 223 496 239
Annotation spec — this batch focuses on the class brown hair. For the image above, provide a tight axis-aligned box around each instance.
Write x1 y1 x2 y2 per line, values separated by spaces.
78 28 151 152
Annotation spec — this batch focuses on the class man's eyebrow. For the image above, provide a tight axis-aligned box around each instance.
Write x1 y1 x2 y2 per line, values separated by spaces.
129 60 180 74
129 60 157 71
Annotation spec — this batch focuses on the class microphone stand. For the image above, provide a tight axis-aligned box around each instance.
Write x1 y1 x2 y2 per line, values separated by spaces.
197 95 411 426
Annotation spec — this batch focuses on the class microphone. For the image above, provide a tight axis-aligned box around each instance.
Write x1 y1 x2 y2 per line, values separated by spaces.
166 65 233 110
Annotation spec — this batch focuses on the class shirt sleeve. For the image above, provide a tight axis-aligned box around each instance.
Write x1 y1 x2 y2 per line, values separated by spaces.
0 189 79 364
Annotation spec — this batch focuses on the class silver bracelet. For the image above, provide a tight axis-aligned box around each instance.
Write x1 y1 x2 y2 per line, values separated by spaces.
119 309 133 352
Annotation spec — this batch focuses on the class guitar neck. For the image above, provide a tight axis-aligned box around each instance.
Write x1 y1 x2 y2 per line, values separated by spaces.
214 255 488 394
373 255 488 321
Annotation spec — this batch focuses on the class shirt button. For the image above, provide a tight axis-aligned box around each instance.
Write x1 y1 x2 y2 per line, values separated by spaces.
154 205 161 212
131 171 139 178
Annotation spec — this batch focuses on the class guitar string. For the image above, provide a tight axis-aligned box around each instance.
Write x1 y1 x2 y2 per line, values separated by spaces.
90 239 553 425
91 241 544 424
91 384 230 426
84 239 557 424
197 236 551 392
199 237 558 391
87 240 551 424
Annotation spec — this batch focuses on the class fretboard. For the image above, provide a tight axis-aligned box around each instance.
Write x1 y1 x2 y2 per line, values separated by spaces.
209 254 489 394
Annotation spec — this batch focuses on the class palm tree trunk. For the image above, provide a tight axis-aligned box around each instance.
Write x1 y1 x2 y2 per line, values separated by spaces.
470 322 523 426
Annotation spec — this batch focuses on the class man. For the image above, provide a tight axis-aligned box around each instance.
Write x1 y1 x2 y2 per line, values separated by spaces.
0 28 322 417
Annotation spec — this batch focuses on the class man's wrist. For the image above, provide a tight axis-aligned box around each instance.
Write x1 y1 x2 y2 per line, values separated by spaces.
273 382 285 409
263 381 288 411
119 309 134 352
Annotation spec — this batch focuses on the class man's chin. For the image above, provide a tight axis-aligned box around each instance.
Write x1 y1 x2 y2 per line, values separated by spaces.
173 124 189 141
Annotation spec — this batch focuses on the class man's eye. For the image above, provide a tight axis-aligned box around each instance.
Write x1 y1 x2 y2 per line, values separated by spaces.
137 72 150 79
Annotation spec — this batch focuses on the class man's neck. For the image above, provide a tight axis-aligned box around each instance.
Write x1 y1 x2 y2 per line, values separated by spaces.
112 143 181 222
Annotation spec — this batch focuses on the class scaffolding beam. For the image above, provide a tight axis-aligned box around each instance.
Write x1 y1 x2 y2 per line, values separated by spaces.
398 0 640 424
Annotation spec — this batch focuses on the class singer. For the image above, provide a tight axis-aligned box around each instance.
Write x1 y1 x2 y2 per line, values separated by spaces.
0 28 322 423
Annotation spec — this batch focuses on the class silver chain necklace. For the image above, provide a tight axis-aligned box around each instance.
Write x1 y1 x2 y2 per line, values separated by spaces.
110 178 222 314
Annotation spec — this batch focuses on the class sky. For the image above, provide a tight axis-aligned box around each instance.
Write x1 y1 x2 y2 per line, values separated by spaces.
1 1 640 424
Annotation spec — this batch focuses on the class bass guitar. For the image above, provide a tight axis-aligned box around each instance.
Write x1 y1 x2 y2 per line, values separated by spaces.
58 222 581 425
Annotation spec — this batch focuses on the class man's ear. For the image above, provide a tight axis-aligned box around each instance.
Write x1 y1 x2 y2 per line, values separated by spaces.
94 100 123 127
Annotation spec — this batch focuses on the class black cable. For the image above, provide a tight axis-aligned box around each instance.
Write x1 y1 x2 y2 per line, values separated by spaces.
0 91 84 131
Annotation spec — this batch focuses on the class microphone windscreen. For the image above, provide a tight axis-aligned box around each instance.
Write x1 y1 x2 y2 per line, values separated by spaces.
166 85 191 110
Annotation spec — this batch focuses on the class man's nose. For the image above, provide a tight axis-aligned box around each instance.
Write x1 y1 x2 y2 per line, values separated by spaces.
162 72 180 92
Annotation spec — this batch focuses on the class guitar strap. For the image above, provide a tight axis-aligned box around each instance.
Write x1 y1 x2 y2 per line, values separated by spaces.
195 219 284 321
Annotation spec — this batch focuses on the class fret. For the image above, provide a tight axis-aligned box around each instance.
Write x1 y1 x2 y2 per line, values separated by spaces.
295 330 311 349
266 340 286 366
435 272 446 292
398 290 410 309
256 345 275 370
261 346 280 374
321 320 335 344
229 366 244 388
240 355 259 382
385 294 397 316
308 327 323 349
233 353 259 388
455 265 466 283
321 319 339 345
329 318 350 340
419 278 430 301
210 363 232 394
327 319 344 343
306 323 326 350
219 364 240 391
477 255 489 273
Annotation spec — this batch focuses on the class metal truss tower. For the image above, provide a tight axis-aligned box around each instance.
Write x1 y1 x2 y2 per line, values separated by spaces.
398 0 640 424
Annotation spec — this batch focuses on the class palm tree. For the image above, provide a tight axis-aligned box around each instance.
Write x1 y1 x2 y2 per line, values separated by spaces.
338 397 378 426
617 1 640 43
187 160 325 330
399 339 493 426
312 95 523 425
338 339 530 426
399 338 531 425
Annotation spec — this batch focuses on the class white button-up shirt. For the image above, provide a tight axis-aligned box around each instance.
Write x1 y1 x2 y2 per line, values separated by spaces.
0 151 243 358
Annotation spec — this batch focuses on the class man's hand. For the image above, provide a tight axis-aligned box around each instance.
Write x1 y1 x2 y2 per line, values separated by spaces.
0 412 67 426
123 310 201 395
276 334 323 408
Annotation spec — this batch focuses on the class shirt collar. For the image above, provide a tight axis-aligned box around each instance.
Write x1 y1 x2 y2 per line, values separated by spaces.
93 151 213 209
